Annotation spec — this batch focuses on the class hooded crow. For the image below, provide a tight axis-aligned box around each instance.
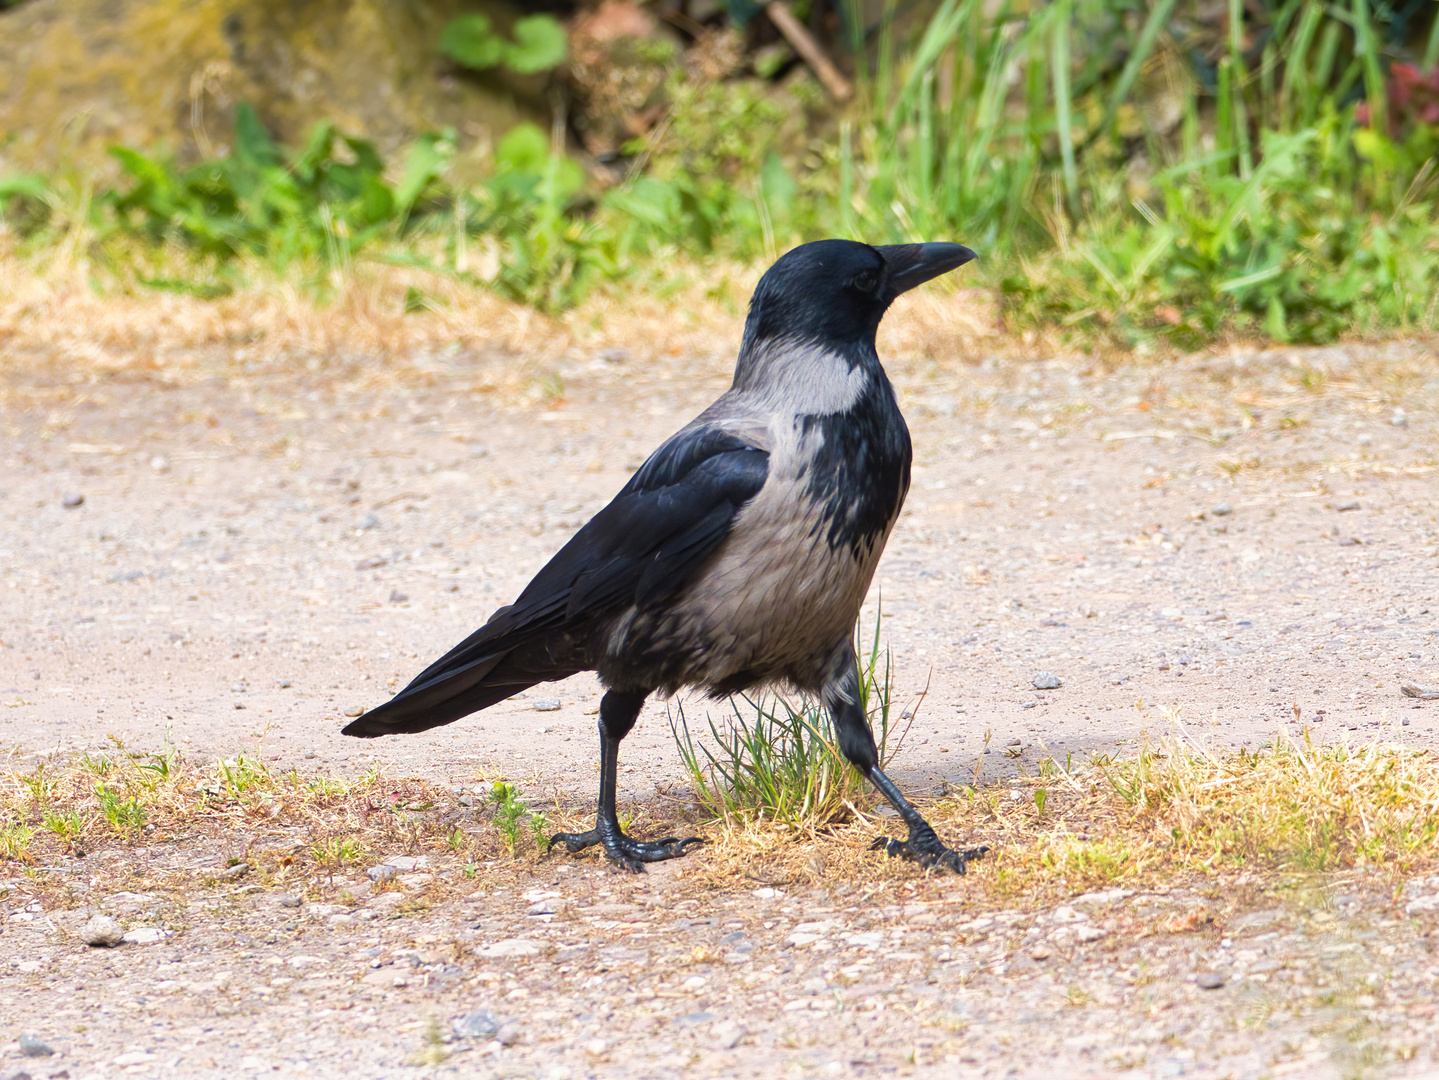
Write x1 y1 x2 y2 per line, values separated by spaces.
344 238 983 874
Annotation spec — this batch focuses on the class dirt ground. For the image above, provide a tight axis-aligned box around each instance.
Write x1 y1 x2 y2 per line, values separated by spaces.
2 325 1439 1079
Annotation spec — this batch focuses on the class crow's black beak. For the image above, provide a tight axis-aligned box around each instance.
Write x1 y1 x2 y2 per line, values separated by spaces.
877 242 978 297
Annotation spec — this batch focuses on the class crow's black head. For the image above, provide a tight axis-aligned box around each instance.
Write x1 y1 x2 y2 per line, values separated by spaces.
740 239 976 354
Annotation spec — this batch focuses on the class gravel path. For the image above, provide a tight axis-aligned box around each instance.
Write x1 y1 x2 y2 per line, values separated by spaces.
2 337 1438 1078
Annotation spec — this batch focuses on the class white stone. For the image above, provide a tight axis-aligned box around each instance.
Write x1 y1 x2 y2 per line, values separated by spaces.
477 938 542 959
81 914 124 947
121 927 169 945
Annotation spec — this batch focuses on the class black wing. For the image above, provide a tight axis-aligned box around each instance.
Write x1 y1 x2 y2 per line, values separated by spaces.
342 426 769 736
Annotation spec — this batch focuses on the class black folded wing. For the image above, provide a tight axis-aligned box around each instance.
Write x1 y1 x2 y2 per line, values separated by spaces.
342 426 769 736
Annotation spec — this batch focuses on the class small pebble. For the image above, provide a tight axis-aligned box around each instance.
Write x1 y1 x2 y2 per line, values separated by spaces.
388 590 409 604
1336 501 1361 512
495 1020 523 1046
367 865 399 882
452 1009 501 1040
1196 971 1226 990
219 862 251 881
1032 671 1062 690
1210 502 1232 517
18 1033 53 1057
534 698 562 712
277 894 302 908
81 914 124 948
1391 408 1408 426
61 493 84 509
122 927 168 945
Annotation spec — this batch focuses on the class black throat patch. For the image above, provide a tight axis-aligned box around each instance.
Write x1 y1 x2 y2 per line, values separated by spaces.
797 379 912 558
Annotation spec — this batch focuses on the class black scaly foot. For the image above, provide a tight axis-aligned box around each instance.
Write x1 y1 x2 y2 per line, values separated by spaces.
554 689 704 873
869 822 988 874
549 824 704 873
865 765 988 875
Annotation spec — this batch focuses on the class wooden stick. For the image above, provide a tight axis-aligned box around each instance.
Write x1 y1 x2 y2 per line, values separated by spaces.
765 2 853 102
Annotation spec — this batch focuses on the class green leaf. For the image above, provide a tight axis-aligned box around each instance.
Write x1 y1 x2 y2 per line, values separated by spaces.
233 103 281 171
440 14 504 70
0 174 49 201
504 14 568 74
394 131 453 212
760 153 797 216
495 123 550 174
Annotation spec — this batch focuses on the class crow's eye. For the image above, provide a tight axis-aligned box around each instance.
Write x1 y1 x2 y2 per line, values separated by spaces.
851 269 880 293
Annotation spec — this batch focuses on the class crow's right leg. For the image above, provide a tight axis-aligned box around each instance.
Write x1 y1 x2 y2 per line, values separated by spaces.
550 688 704 873
823 647 988 875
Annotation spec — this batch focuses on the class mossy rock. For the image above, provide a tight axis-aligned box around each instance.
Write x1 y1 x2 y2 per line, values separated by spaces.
0 0 541 177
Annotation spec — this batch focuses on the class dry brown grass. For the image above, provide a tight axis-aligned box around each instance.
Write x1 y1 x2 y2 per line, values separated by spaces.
0 234 1014 392
4 718 1437 907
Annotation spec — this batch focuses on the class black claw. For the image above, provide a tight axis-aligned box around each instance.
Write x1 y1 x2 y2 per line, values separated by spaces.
549 829 600 855
870 827 987 875
548 825 703 872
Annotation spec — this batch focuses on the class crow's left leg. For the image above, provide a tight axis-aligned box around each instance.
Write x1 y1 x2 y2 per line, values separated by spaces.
549 688 704 873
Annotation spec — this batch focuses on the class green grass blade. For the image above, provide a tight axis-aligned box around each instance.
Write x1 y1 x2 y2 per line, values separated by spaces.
1051 0 1079 219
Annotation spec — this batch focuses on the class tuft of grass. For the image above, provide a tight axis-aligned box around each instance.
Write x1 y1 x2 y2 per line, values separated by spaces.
310 835 364 871
42 809 87 853
0 821 36 862
671 615 913 832
488 782 550 858
926 723 1439 900
94 783 146 833
217 754 272 797
1096 726 1439 873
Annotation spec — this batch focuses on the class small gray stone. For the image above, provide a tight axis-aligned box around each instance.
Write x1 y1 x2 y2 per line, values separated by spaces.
18 1033 53 1057
381 855 429 872
0 1068 35 1080
477 938 542 959
1210 501 1232 516
533 698 562 712
277 894 303 908
61 493 84 509
122 927 168 945
495 1020 523 1046
1032 671 1062 690
81 914 123 947
366 864 399 883
453 1009 502 1039
218 862 250 881
1196 971 1226 990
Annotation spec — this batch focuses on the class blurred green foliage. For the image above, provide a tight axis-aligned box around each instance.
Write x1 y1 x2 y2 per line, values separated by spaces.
439 13 568 75
4 0 1439 346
